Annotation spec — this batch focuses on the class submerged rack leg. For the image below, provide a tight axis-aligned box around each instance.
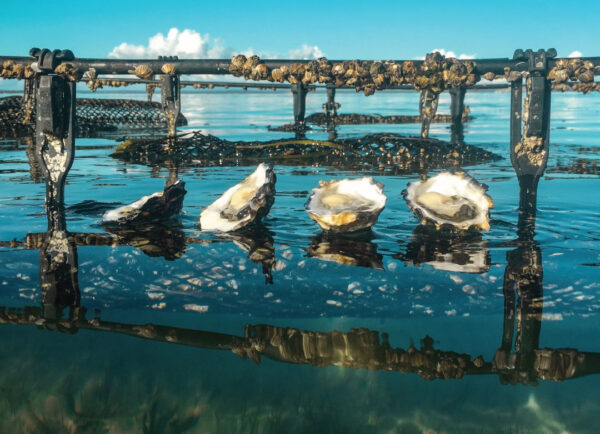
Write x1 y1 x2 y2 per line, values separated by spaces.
324 83 339 118
419 90 439 139
28 47 81 322
146 76 158 102
161 73 181 138
292 83 307 126
449 86 466 144
22 76 37 124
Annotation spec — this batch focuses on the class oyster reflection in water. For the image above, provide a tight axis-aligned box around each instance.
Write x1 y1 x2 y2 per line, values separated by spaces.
307 229 384 270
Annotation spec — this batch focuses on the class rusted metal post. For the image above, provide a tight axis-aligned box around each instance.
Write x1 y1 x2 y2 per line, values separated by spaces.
419 89 439 138
449 86 466 144
291 82 307 126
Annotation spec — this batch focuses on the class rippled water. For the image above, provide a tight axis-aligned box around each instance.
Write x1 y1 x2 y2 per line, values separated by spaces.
0 88 599 433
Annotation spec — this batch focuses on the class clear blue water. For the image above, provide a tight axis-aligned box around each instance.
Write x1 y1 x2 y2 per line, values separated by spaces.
0 87 599 433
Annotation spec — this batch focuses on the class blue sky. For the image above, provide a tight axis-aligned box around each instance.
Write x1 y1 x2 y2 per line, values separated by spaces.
0 0 598 60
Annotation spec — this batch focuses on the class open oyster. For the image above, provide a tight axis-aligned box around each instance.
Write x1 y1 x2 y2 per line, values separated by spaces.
102 179 186 225
200 163 276 232
305 177 386 233
403 171 493 231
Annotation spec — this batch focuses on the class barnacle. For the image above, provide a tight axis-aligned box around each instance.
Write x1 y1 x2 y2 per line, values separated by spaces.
133 64 154 79
84 68 102 92
161 63 176 75
54 62 82 81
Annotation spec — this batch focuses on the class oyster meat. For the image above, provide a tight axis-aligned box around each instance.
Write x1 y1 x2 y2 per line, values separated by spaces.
404 171 493 231
102 179 186 224
200 163 276 232
305 177 386 233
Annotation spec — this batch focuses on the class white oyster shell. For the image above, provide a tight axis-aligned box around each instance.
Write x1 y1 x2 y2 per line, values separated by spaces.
200 163 276 232
305 177 386 233
404 171 493 231
103 179 186 224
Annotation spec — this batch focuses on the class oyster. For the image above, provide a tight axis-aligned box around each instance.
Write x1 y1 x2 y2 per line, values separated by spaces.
305 177 386 233
200 163 276 232
102 180 186 224
404 171 493 231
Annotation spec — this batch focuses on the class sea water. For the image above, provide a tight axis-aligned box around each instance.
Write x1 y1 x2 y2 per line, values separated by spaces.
0 87 599 433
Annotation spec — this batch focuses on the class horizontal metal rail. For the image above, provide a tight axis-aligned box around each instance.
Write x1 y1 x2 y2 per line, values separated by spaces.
77 77 514 91
2 55 600 76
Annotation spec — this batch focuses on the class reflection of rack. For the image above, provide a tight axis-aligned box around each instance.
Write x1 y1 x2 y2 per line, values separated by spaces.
0 306 599 384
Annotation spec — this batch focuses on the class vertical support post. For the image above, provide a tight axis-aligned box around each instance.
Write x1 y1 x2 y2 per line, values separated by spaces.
419 89 439 139
510 49 555 179
509 76 523 153
22 76 37 124
28 47 81 324
29 48 77 217
324 83 339 117
146 76 157 102
291 83 307 126
449 86 466 144
495 174 544 385
161 73 181 139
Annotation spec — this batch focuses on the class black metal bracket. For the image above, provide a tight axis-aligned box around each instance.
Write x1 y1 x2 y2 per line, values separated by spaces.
419 89 439 139
291 83 307 126
160 56 181 138
510 49 556 178
29 47 75 72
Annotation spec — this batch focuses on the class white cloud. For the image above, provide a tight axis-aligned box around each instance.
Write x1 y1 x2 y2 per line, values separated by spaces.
568 50 582 58
288 44 324 60
108 28 325 62
108 28 231 59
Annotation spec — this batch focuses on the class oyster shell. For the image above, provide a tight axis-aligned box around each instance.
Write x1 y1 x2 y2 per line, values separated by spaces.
200 163 276 232
102 179 186 224
404 171 493 231
305 177 386 233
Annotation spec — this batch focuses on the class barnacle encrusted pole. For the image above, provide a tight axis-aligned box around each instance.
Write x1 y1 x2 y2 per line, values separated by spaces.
29 48 77 214
509 49 555 211
498 168 544 385
323 83 340 118
157 57 181 139
291 82 308 126
449 86 466 144
27 48 81 319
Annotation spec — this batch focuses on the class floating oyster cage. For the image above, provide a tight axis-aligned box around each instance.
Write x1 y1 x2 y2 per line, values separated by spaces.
0 95 187 138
